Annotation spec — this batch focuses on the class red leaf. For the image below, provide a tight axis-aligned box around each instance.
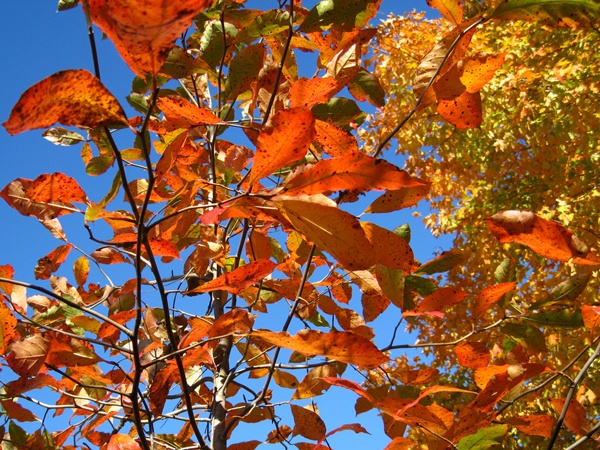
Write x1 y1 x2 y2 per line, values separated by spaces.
209 309 257 338
248 108 316 186
314 119 358 157
550 398 591 436
3 70 128 135
88 0 214 77
251 330 388 369
281 152 424 196
156 96 225 127
107 433 142 450
473 282 517 318
485 211 600 264
504 414 554 438
26 172 88 204
188 260 277 295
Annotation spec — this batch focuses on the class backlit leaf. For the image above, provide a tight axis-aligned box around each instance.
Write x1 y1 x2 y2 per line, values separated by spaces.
313 120 358 157
485 211 600 264
107 433 141 450
504 415 554 438
289 78 340 109
550 398 591 436
249 108 316 186
3 70 128 135
1 400 38 422
188 260 276 295
34 244 72 280
251 330 388 369
156 96 225 126
0 302 18 355
427 0 463 24
224 43 267 101
455 341 490 369
348 68 386 107
473 282 517 318
361 222 415 272
414 249 464 275
490 0 600 27
291 404 327 440
281 152 423 196
437 90 482 128
300 0 383 33
457 424 508 450
274 195 376 270
26 173 88 204
403 287 468 318
365 182 431 214
529 272 591 310
88 0 214 77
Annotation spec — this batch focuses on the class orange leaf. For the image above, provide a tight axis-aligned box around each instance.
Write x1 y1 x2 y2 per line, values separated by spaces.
314 119 358 157
209 309 256 338
251 330 388 369
454 341 490 369
384 437 419 450
107 433 142 450
3 70 127 135
485 211 600 264
248 108 316 186
361 222 415 272
91 247 130 265
582 305 600 337
504 414 554 438
313 423 370 449
403 287 468 318
289 77 340 109
88 0 213 77
7 334 50 377
26 172 88 204
292 365 337 399
227 442 261 450
1 400 38 422
273 195 376 270
427 0 463 24
0 264 14 297
473 282 517 318
550 398 591 436
392 368 439 385
281 152 423 196
0 301 18 355
437 90 482 128
365 181 431 214
460 52 507 93
290 404 327 440
147 238 181 259
156 96 225 126
34 244 72 280
188 259 277 295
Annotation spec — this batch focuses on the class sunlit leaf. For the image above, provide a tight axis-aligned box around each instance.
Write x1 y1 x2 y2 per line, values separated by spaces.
427 0 463 24
504 414 554 438
550 398 591 436
457 424 508 450
3 70 128 135
107 433 141 450
88 0 214 77
403 287 468 318
291 404 326 440
485 210 600 264
0 302 18 355
313 120 358 157
490 0 600 27
251 330 387 369
300 0 383 32
473 282 517 318
289 78 340 109
7 334 50 377
454 341 490 369
26 173 88 204
365 181 431 214
188 260 276 295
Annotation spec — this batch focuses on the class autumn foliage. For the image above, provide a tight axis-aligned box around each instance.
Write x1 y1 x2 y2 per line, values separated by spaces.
2 1 600 450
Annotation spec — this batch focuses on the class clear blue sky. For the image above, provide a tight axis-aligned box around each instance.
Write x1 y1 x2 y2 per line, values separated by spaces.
0 1 451 448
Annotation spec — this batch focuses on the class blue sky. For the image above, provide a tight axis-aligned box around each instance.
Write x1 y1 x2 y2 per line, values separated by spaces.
0 1 453 448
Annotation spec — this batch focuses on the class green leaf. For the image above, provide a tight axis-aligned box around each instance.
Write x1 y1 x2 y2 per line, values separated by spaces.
299 0 383 32
126 93 151 115
8 421 28 445
529 272 591 310
98 171 122 208
161 46 213 79
199 20 239 70
490 0 600 27
307 311 330 327
311 97 366 126
132 74 169 94
42 127 85 146
458 424 508 450
57 0 79 11
348 68 386 107
375 264 404 309
235 9 293 43
223 43 267 101
404 275 438 297
394 224 411 243
501 323 547 353
523 307 584 329
494 257 518 284
86 155 114 176
414 250 464 275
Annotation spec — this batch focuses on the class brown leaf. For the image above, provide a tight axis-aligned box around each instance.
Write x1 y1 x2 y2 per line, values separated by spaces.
1 400 38 422
274 195 376 270
7 333 50 377
293 365 337 399
91 248 130 265
34 244 72 280
88 0 214 77
3 70 127 135
281 152 423 196
291 404 327 440
188 259 276 295
248 108 316 186
251 330 388 369
486 210 600 264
